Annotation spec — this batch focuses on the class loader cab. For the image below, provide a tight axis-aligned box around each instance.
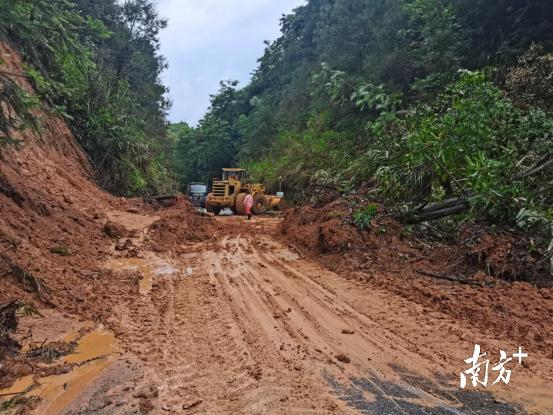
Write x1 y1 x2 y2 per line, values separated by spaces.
221 168 248 183
220 169 248 196
212 168 248 198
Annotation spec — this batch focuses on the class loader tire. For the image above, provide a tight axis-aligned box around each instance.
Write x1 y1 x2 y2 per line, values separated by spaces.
206 195 221 215
252 194 269 215
235 193 247 215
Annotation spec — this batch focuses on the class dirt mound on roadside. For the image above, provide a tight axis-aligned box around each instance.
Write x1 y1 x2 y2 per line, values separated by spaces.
281 200 551 282
279 200 410 257
279 201 553 357
0 41 147 349
280 201 354 254
461 227 549 281
146 200 216 252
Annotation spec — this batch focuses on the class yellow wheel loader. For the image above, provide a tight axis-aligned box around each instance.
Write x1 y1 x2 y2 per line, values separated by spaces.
205 168 282 215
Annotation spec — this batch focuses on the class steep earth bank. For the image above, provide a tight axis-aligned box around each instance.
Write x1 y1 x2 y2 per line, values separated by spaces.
1 42 552 415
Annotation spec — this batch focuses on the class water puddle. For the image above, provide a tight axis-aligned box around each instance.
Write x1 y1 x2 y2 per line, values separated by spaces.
107 257 178 295
0 326 119 415
63 326 118 364
29 357 114 415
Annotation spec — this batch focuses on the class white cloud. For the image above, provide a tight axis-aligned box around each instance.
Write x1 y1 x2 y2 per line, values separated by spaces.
156 0 305 125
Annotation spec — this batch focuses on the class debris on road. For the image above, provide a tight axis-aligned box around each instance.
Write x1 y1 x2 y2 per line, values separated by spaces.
336 353 351 363
219 208 234 216
195 207 213 217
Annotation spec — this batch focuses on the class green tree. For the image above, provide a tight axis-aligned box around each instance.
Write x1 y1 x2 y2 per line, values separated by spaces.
0 0 173 196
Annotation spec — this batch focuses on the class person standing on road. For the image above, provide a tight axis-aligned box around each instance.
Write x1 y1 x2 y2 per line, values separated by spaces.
243 193 254 221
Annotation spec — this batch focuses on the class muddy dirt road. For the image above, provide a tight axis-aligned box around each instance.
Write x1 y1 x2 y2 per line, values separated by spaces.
1 37 550 414
4 213 553 415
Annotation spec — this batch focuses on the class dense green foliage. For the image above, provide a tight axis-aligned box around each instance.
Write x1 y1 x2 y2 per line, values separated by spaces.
175 0 553 246
0 74 37 140
2 0 552 247
0 0 173 195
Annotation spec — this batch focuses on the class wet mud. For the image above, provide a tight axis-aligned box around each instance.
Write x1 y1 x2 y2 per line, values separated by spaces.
2 213 552 414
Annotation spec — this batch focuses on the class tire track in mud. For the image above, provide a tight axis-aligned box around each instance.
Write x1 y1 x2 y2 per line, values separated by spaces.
149 255 265 414
203 235 345 414
219 234 485 415
223 235 416 413
251 251 477 412
103 221 526 415
208 234 421 414
254 243 408 369
233 235 395 368
108 240 337 413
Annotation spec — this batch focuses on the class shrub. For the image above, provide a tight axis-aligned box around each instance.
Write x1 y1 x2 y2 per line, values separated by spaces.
353 203 379 230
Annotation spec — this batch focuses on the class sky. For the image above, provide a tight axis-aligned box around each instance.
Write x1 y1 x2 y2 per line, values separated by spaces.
157 0 305 126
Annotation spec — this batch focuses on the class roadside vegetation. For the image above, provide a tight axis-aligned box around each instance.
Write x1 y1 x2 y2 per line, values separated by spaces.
173 0 553 268
1 0 552 276
0 0 174 196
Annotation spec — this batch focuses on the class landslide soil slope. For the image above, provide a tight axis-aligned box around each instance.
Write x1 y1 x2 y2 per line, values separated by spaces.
0 41 118 315
1 41 552 415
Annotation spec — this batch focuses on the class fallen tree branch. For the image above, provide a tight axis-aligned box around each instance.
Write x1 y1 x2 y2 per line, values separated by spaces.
402 198 470 223
416 203 469 221
414 269 493 287
0 254 51 302
416 197 469 213
289 244 304 259
515 156 553 179
416 197 454 211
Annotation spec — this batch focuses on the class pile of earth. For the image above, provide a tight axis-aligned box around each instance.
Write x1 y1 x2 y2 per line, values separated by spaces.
279 200 553 357
0 42 202 389
280 200 549 282
145 199 217 253
279 199 408 256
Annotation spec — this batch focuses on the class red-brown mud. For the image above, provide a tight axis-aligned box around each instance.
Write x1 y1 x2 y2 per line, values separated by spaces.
1 42 552 414
280 202 553 360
